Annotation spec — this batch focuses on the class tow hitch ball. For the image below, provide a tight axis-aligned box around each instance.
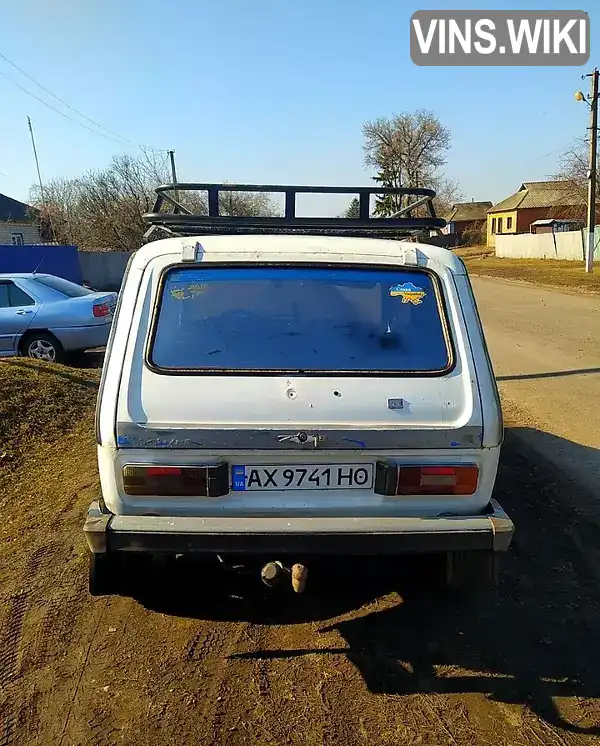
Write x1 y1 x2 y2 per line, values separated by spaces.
260 561 308 593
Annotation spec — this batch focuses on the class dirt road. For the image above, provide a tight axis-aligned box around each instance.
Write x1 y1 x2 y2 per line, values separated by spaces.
472 277 600 501
2 278 600 745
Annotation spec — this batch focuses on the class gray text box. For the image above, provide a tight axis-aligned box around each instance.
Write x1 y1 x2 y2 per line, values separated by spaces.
410 10 590 66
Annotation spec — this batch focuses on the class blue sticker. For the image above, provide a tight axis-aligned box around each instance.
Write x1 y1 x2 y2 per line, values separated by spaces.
232 465 246 491
117 434 131 446
389 282 426 305
342 438 367 448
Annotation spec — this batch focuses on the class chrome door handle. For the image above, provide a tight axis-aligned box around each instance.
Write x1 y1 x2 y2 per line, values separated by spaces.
15 310 33 315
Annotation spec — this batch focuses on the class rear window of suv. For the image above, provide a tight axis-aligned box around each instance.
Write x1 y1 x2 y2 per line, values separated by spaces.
149 266 453 375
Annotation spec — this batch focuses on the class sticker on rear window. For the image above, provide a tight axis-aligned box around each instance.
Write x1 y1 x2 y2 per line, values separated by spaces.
389 282 426 305
170 283 207 300
170 288 188 300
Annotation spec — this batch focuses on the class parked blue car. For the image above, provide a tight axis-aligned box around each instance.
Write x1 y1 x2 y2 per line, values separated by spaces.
0 273 117 363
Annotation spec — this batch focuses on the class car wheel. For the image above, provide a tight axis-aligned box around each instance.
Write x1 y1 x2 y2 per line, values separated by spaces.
23 333 65 364
89 552 123 597
443 550 499 594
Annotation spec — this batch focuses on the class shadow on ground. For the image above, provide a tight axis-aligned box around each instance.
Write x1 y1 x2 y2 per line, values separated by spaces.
70 349 105 369
498 365 600 381
128 427 600 735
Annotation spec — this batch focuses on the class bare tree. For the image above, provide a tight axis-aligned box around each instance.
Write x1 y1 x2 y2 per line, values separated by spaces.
547 137 600 222
31 153 279 251
31 150 171 251
218 190 278 217
554 137 592 201
432 176 464 217
362 110 452 216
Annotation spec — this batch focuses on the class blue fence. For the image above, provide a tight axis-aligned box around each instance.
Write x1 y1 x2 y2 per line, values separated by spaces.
0 244 82 284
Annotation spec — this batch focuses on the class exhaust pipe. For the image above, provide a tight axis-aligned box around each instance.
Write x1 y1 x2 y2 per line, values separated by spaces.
261 561 285 587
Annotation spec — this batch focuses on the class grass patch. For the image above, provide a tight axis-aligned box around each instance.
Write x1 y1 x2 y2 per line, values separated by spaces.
455 245 600 293
0 359 99 476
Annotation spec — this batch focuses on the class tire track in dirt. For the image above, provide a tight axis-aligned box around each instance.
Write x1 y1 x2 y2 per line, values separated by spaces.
86 706 119 746
0 698 19 746
0 594 28 685
28 586 87 673
55 596 133 746
207 620 313 746
208 607 378 746
193 622 253 742
0 538 98 745
0 538 74 746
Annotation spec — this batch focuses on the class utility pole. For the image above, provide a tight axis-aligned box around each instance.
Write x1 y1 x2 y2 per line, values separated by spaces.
167 149 179 208
168 149 178 185
585 68 599 273
27 116 45 206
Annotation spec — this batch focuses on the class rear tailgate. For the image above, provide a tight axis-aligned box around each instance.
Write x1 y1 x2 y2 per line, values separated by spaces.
109 259 488 516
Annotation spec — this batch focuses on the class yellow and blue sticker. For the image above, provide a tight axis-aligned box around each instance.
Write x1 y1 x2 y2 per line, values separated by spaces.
389 282 426 305
169 282 207 300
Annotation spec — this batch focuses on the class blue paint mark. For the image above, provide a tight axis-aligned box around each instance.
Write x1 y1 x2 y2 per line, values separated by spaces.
343 438 367 448
231 466 246 491
117 435 131 446
450 441 461 448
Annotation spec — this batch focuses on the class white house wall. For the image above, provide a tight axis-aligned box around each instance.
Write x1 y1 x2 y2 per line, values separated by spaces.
495 229 600 260
0 222 44 245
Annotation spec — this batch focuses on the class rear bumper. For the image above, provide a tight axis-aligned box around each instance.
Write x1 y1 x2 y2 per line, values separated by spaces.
84 500 514 556
51 322 111 352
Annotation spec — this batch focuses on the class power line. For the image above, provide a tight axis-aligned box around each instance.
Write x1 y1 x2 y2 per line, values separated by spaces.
0 50 134 145
483 140 576 184
0 68 126 144
0 55 164 152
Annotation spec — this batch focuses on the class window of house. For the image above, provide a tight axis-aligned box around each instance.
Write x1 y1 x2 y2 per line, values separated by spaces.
507 217 513 231
497 217 503 233
10 233 24 246
492 218 497 233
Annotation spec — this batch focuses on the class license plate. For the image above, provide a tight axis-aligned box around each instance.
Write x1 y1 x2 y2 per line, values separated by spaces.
231 464 374 491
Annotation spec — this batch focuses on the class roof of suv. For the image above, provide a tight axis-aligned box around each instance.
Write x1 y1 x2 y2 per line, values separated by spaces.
133 235 467 274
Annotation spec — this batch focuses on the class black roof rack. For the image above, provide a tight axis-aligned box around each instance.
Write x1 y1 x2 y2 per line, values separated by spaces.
142 183 446 240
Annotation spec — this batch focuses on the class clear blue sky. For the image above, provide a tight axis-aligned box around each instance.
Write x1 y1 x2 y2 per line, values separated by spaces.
0 0 597 214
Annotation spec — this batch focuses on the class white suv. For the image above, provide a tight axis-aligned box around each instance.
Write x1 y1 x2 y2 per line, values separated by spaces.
84 184 513 596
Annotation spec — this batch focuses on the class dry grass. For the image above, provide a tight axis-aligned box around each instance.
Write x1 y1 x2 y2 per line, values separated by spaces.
0 359 99 477
455 245 600 293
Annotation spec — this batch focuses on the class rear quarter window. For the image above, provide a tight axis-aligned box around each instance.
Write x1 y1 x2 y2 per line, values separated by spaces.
148 265 453 375
33 275 91 298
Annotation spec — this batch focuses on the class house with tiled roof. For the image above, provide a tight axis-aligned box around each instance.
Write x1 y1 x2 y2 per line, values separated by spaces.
443 201 492 244
0 192 47 245
486 181 587 247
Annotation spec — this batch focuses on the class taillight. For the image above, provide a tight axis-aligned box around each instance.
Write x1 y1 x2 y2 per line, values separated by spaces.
93 303 110 318
122 463 229 497
375 462 479 496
